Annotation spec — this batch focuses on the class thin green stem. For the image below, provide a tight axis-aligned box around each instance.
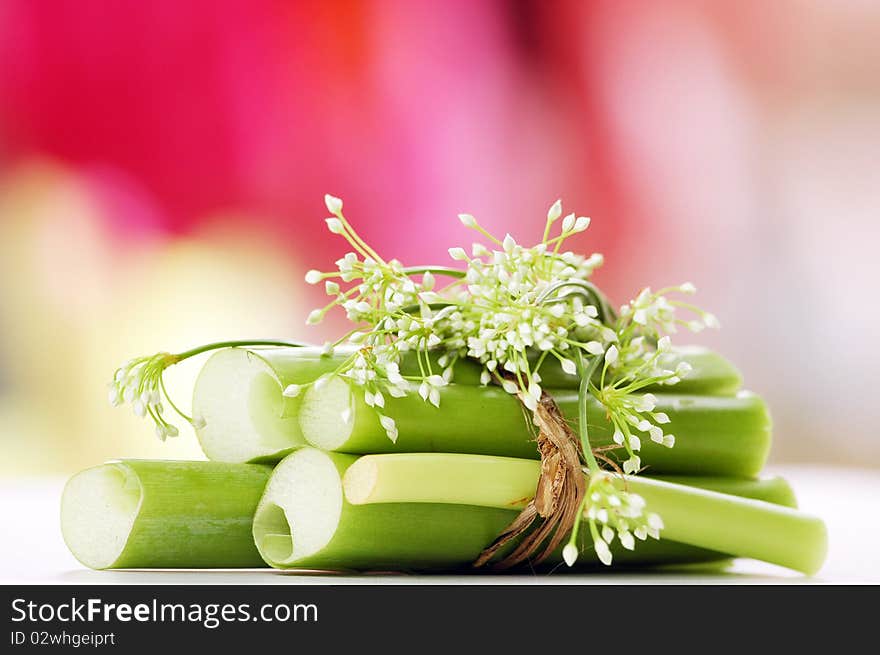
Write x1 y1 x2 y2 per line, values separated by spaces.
576 350 602 474
401 266 467 279
175 340 306 361
334 211 386 264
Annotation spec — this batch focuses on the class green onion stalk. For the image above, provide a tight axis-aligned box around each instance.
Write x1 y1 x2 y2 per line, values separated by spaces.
296 378 770 476
188 344 744 463
253 448 824 574
61 460 271 569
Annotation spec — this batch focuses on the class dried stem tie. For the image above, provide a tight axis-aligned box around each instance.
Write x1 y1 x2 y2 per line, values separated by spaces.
473 390 586 568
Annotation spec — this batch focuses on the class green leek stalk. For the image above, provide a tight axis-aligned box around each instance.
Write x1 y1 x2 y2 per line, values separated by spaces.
344 453 826 575
192 347 339 463
192 345 741 463
61 460 271 569
299 380 771 476
252 448 801 572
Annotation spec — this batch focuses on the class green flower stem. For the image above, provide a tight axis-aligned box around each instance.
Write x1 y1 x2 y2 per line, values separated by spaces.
400 266 466 279
343 453 825 574
576 350 603 474
300 380 771 476
253 448 802 572
174 340 305 361
61 460 272 569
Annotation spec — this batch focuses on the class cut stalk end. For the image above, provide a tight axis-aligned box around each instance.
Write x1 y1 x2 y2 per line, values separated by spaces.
192 348 303 462
298 376 355 451
341 458 379 505
61 463 142 570
252 448 344 567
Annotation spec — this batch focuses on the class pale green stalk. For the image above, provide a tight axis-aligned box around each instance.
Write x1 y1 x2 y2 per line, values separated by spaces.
300 379 771 476
343 453 826 574
192 344 740 464
252 448 804 572
61 460 271 569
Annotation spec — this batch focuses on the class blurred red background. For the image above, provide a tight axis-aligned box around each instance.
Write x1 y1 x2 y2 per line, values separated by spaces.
1 0 878 471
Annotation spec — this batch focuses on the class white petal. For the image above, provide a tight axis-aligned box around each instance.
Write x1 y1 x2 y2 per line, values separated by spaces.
502 234 516 253
648 513 664 530
325 217 344 234
458 213 477 228
448 247 468 261
584 341 604 355
594 540 613 566
562 543 579 567
501 379 519 394
601 526 615 544
324 194 343 215
605 346 619 365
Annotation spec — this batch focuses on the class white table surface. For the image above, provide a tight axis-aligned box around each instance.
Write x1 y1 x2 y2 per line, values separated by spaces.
2 466 877 585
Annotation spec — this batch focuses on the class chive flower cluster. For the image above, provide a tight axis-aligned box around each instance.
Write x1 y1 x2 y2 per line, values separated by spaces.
108 352 205 440
564 472 664 566
305 195 716 464
300 194 718 566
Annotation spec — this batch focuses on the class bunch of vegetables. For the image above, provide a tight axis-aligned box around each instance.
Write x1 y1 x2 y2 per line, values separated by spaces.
61 196 826 575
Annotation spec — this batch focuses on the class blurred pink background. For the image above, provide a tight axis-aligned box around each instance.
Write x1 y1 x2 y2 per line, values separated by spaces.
1 0 878 472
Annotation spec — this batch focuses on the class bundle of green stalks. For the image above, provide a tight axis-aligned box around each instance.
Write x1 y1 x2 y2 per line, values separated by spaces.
62 196 827 576
62 343 825 575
